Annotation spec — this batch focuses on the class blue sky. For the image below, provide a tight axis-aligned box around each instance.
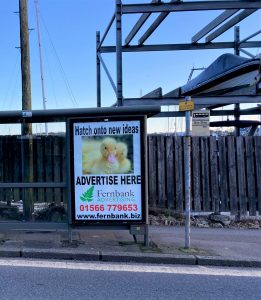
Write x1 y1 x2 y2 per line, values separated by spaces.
0 0 260 133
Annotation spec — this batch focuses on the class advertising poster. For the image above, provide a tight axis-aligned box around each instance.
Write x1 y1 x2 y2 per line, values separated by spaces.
69 116 146 224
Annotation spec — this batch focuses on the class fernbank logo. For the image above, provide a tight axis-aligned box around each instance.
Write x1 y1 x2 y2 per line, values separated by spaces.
80 186 94 202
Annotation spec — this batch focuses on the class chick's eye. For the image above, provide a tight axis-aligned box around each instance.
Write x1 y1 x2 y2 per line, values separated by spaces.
104 146 107 150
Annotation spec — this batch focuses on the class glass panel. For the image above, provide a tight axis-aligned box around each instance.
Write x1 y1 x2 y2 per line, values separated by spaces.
0 188 67 222
0 123 66 183
0 193 23 221
0 122 67 222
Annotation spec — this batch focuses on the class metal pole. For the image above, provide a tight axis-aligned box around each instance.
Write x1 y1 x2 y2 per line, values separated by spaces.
184 99 191 249
234 26 240 136
96 31 101 107
144 115 149 247
116 0 123 106
66 119 73 243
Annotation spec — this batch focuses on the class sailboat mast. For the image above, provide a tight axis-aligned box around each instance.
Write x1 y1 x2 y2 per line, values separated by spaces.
34 0 48 135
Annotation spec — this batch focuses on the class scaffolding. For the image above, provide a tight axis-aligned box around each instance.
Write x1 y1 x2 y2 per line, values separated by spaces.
96 0 261 124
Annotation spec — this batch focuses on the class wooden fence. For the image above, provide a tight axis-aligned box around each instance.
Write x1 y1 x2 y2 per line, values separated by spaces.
0 135 260 216
148 135 261 216
0 135 66 205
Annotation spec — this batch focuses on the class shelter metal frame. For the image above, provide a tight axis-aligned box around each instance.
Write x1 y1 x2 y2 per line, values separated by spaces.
96 0 261 120
0 106 159 247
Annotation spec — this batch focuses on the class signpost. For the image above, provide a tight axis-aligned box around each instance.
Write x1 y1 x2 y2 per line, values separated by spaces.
68 115 148 244
179 97 193 249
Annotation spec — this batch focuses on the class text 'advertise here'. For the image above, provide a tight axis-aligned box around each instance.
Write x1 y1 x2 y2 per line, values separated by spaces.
69 116 146 224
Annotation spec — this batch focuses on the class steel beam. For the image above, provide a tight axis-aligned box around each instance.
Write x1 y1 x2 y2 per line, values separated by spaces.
205 9 257 42
234 26 240 136
234 26 240 55
0 106 160 124
122 2 261 14
155 108 261 118
125 13 151 45
240 29 261 44
96 32 101 107
240 48 257 58
100 41 261 53
125 0 160 46
241 106 261 113
97 14 115 50
192 9 239 43
0 182 66 188
116 0 123 106
142 87 162 98
123 95 261 106
138 0 175 45
98 53 117 96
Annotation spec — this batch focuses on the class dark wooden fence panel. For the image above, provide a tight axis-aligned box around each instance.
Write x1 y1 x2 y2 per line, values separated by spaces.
218 137 229 212
165 137 174 209
13 137 21 202
236 137 247 215
201 138 210 211
61 137 67 204
148 136 157 207
209 137 219 212
175 137 184 212
0 135 260 216
192 137 201 211
157 136 166 207
0 135 66 205
36 137 45 203
245 137 256 216
0 138 3 201
54 136 62 205
254 137 261 214
45 136 53 203
147 135 260 216
227 137 238 215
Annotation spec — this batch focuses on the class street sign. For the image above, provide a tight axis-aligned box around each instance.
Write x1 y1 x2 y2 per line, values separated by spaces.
192 110 210 136
68 115 147 225
179 100 194 111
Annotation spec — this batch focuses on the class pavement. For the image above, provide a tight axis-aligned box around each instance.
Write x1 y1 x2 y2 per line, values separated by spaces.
0 225 260 268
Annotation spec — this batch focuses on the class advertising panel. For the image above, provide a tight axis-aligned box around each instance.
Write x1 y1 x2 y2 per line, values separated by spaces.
69 116 146 225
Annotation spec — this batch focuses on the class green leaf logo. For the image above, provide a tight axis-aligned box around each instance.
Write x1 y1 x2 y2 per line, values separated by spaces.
80 186 94 202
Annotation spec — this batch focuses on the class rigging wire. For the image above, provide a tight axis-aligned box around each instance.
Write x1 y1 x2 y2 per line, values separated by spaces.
39 12 78 107
43 40 59 109
9 67 21 111
3 51 20 110
34 0 48 135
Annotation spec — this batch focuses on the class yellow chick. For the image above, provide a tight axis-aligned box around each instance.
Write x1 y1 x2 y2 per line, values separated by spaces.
115 142 131 174
91 137 119 174
82 139 102 174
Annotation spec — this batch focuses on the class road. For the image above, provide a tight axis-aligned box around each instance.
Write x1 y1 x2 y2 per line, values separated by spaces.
0 258 260 300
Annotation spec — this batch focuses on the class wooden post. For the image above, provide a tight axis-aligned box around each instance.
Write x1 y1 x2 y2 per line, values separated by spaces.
20 0 32 129
19 0 34 220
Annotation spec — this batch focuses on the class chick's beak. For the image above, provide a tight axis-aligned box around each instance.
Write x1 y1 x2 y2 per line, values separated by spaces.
108 154 117 163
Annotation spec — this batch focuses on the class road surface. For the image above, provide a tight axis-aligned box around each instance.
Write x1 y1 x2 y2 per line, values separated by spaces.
0 258 260 299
